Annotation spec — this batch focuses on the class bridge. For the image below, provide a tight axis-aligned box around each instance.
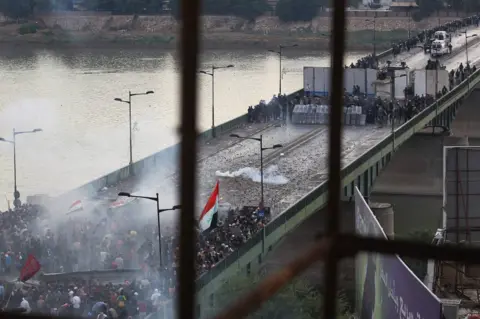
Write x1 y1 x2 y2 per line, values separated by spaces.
45 28 480 318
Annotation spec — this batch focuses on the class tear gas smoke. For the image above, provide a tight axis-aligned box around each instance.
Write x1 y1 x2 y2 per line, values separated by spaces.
215 165 289 185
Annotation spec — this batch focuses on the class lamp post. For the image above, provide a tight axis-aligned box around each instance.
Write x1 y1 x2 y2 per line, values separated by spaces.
118 192 181 269
229 134 282 206
407 5 413 40
463 30 477 66
365 17 377 57
268 44 298 96
199 64 235 138
114 90 155 166
387 72 407 152
462 31 477 91
0 128 42 208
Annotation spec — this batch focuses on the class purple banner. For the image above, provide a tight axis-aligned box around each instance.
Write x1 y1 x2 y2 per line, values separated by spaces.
354 187 442 319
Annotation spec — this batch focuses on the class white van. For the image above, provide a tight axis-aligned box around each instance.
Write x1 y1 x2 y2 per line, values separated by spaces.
431 40 450 57
434 31 451 44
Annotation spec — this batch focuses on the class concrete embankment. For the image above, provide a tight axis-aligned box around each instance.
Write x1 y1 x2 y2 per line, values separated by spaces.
0 11 470 50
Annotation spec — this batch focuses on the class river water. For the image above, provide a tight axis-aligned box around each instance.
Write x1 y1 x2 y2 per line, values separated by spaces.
0 49 366 209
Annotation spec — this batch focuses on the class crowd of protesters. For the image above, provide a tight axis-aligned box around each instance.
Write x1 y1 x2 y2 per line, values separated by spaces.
347 15 480 70
1 13 480 319
0 200 271 318
0 276 176 318
246 15 480 125
284 57 475 127
0 200 269 297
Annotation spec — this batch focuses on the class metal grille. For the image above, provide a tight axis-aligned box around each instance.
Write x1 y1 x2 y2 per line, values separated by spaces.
5 1 480 319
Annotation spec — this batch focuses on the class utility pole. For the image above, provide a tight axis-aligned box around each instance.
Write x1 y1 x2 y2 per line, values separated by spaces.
385 62 408 153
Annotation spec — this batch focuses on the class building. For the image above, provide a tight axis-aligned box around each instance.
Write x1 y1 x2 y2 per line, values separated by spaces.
389 0 418 11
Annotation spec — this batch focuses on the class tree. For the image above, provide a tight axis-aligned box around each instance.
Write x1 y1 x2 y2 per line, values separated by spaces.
205 274 352 319
445 0 480 13
169 0 270 21
347 0 362 8
415 0 443 17
0 0 34 19
275 0 320 22
83 0 115 11
230 0 271 21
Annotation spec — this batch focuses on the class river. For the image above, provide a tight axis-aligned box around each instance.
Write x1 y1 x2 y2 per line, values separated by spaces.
0 49 367 209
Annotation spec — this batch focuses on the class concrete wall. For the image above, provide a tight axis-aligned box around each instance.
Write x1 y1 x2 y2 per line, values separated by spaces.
372 134 445 196
451 90 480 138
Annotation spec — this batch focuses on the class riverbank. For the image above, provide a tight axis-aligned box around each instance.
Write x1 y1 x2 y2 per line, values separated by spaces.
0 28 409 51
0 13 464 51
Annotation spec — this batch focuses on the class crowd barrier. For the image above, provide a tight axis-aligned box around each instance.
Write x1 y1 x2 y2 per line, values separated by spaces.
292 105 367 126
195 65 480 297
40 268 143 283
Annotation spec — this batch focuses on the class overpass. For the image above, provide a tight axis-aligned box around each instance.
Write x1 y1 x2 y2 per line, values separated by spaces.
191 66 480 317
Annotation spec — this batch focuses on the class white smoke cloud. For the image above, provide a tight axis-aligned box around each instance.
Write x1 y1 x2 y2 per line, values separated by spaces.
215 165 289 185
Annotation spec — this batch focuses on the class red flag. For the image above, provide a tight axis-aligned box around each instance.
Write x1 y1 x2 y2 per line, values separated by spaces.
19 254 41 282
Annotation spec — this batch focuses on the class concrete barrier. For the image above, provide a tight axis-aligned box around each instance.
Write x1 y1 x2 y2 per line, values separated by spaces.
40 269 144 284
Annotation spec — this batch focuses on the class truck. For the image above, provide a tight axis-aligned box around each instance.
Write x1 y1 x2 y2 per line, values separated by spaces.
431 40 451 57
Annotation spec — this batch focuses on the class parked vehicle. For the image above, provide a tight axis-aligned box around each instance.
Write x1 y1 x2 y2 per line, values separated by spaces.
431 40 450 57
433 31 451 45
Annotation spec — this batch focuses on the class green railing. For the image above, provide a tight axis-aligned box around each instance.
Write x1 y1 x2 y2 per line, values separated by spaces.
195 66 480 293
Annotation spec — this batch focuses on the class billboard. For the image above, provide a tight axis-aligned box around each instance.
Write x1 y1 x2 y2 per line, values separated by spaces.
443 146 480 244
355 187 442 319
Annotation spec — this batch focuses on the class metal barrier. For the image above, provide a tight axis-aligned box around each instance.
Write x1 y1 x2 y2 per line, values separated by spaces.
194 66 480 299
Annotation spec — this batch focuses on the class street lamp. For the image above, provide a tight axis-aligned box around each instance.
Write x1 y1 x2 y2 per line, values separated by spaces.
118 192 181 268
388 73 406 152
0 128 43 208
268 44 299 96
229 134 282 207
461 31 477 91
114 90 155 166
365 17 377 57
199 64 234 138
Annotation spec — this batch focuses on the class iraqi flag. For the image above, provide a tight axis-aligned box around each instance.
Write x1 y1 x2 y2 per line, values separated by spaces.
67 200 83 215
199 181 219 232
110 196 136 210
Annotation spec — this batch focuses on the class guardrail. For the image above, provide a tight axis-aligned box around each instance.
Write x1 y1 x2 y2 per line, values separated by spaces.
40 268 143 283
195 66 480 294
